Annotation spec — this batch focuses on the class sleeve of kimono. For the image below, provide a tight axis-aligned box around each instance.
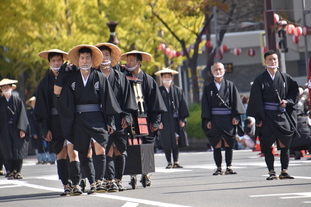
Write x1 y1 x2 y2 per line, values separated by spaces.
201 85 211 131
177 87 189 121
231 83 245 118
246 77 265 124
120 74 137 125
34 79 50 137
53 79 75 139
285 75 299 108
17 101 30 137
147 77 167 114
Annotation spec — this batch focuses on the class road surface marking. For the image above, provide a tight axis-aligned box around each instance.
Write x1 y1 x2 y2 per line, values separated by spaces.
0 180 192 207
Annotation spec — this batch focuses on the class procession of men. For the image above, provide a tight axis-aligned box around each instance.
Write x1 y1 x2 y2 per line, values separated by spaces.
0 44 305 196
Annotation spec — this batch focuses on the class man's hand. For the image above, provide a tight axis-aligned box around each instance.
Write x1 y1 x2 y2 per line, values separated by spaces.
280 99 287 107
158 122 163 129
121 118 128 129
44 130 53 142
150 124 158 132
232 117 239 125
107 125 114 134
256 121 263 127
179 120 185 128
20 130 25 138
206 121 212 129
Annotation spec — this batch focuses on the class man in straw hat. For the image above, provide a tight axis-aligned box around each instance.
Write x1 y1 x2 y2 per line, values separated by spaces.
35 49 81 196
154 68 189 169
54 45 122 194
95 43 137 192
121 50 167 187
0 78 29 180
201 62 245 176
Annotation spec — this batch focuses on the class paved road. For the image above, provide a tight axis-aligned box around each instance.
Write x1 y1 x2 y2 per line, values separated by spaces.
0 149 310 207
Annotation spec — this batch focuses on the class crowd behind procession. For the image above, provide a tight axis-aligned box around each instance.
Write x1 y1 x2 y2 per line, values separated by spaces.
0 44 310 196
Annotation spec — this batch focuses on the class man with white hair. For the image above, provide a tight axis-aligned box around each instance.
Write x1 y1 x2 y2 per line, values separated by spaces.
201 62 245 176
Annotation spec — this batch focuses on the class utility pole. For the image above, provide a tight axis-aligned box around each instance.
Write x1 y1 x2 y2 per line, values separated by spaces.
264 0 276 51
302 0 309 76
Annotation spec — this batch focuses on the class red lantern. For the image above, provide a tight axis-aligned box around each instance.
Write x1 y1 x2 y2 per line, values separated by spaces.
206 40 213 48
165 47 171 55
274 13 279 24
285 24 295 35
220 45 228 53
247 48 256 57
158 43 166 51
302 26 309 36
233 48 241 56
169 50 176 58
279 20 287 26
294 26 302 37
292 35 300 44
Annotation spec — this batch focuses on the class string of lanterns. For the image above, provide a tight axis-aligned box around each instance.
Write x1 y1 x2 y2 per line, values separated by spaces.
158 13 309 59
158 41 257 59
274 13 309 44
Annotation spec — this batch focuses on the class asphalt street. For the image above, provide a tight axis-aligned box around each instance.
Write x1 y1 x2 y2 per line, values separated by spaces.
0 149 310 207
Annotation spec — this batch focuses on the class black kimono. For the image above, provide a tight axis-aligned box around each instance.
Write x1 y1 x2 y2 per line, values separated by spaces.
105 68 138 154
126 70 167 143
58 69 122 156
201 79 245 147
0 94 29 160
158 84 189 150
35 70 66 154
246 70 299 151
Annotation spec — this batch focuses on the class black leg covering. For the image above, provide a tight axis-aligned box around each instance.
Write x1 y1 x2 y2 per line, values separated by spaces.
5 159 13 173
106 156 114 180
115 155 125 180
94 154 105 181
57 159 69 185
213 148 222 168
164 150 172 163
280 148 289 170
13 159 23 173
81 157 95 184
225 147 233 167
0 153 3 171
69 161 81 185
173 148 179 163
264 148 274 171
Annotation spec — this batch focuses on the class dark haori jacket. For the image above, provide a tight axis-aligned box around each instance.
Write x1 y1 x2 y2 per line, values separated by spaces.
125 70 167 127
246 70 299 147
105 68 138 131
54 68 122 144
201 79 245 147
34 70 57 138
0 94 30 159
158 84 189 150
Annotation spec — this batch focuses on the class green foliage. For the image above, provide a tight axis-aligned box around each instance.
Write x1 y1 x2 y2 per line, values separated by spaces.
0 0 225 100
185 103 206 139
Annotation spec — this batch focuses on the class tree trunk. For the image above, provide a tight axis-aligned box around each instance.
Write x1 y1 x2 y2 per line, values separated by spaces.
18 70 26 102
